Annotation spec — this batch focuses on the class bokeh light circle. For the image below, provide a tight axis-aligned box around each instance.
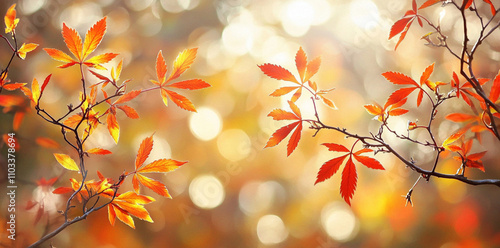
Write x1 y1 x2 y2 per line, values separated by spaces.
189 175 225 209
189 107 223 141
256 214 289 245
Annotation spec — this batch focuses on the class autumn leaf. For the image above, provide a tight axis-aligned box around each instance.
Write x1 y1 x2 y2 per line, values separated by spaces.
389 0 425 50
31 78 40 105
419 0 443 9
108 191 155 229
36 137 60 149
168 48 198 81
17 43 39 59
296 47 307 81
258 64 299 84
54 153 79 171
4 4 19 34
452 139 487 172
316 142 384 205
107 113 120 143
44 17 118 69
168 79 211 90
132 135 186 197
86 148 112 155
117 105 139 119
265 101 303 156
442 129 466 151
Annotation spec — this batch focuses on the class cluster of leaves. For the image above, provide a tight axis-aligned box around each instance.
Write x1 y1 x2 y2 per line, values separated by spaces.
1 7 209 247
0 4 38 131
260 0 500 206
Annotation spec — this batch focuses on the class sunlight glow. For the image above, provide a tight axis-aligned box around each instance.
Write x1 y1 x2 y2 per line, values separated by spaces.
321 202 359 242
281 0 314 37
257 215 289 245
217 129 251 162
189 107 223 141
350 0 381 29
189 175 225 209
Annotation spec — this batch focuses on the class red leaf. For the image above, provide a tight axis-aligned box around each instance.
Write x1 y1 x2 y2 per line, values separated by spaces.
267 109 300 121
295 47 307 81
322 143 350 153
417 89 424 107
419 0 443 9
388 108 409 116
270 86 299 97
353 155 385 170
287 122 302 156
464 0 473 9
442 129 466 150
52 187 73 194
382 71 418 86
258 64 299 84
483 0 496 15
490 70 500 102
315 155 349 185
87 148 112 155
168 79 210 90
395 24 411 50
340 157 357 206
385 87 417 109
420 63 435 86
467 151 487 161
389 17 412 40
265 121 300 148
136 135 154 169
41 74 52 95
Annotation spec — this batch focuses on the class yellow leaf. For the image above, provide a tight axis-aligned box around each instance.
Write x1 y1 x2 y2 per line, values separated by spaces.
53 153 79 171
17 43 39 59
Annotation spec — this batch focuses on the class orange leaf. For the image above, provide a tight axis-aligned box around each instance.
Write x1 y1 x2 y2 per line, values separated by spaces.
132 175 140 193
86 148 112 155
162 89 196 112
31 78 40 105
258 64 299 84
116 191 155 204
63 114 82 128
137 174 171 198
288 100 301 118
353 155 385 170
322 143 350 152
135 135 154 169
320 95 337 109
156 50 167 85
395 25 411 50
442 129 466 150
419 0 443 9
54 153 79 171
137 159 186 173
168 48 197 81
36 137 60 149
84 53 119 68
467 151 487 161
62 22 83 61
2 83 26 91
287 122 302 156
265 121 300 148
44 48 77 68
290 86 302 102
382 71 418 86
483 0 496 15
270 86 299 97
17 43 39 60
13 111 24 131
364 103 383 116
268 109 299 121
388 108 409 116
107 113 120 144
168 79 210 90
112 201 153 223
41 74 52 95
304 57 321 82
340 157 357 206
82 17 106 60
112 205 135 228
295 47 307 81
108 205 117 226
117 105 139 119
446 113 476 122
4 4 19 34
52 187 73 194
114 90 141 105
315 154 349 185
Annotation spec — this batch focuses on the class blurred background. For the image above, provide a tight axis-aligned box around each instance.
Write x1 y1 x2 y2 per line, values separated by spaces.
1 0 500 247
